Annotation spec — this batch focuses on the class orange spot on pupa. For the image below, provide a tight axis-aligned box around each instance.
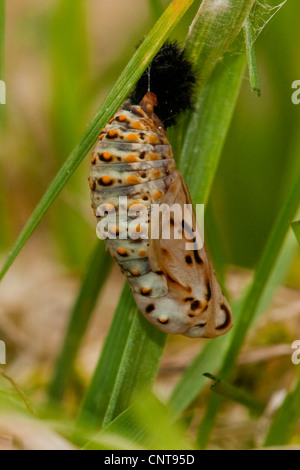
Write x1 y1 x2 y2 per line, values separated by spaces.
125 154 138 163
100 176 113 185
98 134 104 140
89 181 96 190
125 133 138 143
117 247 128 256
154 190 163 199
139 249 147 257
90 156 96 164
108 129 118 138
149 134 160 145
117 115 128 122
150 153 159 161
130 269 140 276
152 169 161 178
108 118 114 124
102 152 112 161
141 287 151 295
132 121 144 130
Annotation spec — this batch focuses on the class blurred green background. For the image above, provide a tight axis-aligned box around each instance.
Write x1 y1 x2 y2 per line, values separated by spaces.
0 0 299 451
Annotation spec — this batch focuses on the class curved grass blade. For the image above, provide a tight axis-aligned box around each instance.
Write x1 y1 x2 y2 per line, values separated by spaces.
204 373 265 415
84 392 191 451
197 171 300 448
48 242 112 403
0 0 195 281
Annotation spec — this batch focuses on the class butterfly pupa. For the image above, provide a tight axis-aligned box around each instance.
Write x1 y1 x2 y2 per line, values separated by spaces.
89 42 233 338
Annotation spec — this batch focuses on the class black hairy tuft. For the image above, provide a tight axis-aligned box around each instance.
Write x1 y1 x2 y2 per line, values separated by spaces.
129 41 196 128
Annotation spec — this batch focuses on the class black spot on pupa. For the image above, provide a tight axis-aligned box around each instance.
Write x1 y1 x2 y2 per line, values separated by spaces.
100 153 113 162
196 322 206 328
185 255 192 265
216 304 231 330
99 177 114 186
107 131 119 139
146 304 155 313
184 297 194 302
191 300 200 311
206 283 211 301
139 152 145 160
194 250 203 265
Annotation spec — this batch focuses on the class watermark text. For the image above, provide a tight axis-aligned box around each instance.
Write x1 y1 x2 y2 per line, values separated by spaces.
0 80 6 105
291 80 300 105
0 340 6 365
95 197 204 250
291 340 300 365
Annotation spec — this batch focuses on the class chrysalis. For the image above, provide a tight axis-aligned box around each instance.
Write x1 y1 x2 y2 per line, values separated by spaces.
89 42 233 338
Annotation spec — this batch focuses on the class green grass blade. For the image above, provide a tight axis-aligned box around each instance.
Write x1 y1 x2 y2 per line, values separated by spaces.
243 18 261 96
76 285 166 432
49 0 92 267
185 0 255 82
180 53 246 204
291 220 300 244
169 205 299 419
101 311 166 428
75 285 138 430
48 242 112 403
84 392 191 451
0 0 195 281
264 375 300 447
197 172 300 448
221 175 300 379
204 373 265 415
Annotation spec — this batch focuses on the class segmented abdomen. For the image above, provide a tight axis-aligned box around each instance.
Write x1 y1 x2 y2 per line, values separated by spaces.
89 103 176 298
